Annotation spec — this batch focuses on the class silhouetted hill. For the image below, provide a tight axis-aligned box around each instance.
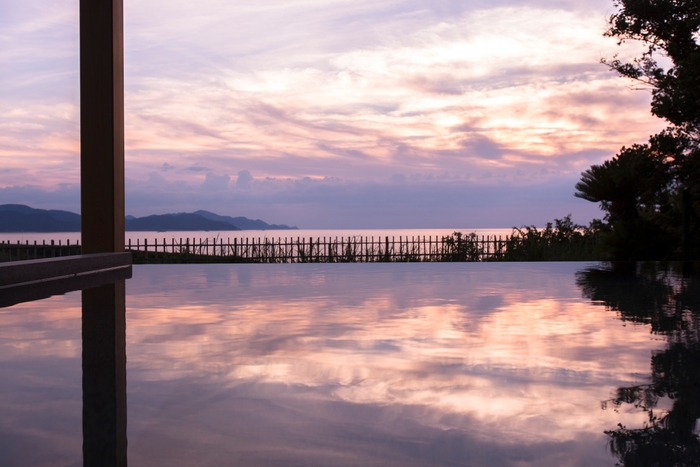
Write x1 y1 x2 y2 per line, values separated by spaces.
0 204 80 232
195 210 298 230
0 205 295 232
125 213 239 231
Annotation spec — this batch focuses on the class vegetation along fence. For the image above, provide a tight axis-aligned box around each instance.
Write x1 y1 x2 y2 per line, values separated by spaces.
1 229 600 264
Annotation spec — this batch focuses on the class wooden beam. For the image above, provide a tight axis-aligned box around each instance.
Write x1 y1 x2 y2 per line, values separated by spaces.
80 0 125 254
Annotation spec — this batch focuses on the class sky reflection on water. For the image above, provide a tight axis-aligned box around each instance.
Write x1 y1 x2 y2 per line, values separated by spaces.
0 263 687 466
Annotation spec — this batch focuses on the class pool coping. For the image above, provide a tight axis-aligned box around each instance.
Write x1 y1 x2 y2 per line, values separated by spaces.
0 253 132 308
0 253 132 289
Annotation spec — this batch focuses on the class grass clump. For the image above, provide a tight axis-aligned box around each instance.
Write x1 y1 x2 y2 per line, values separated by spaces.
500 215 602 261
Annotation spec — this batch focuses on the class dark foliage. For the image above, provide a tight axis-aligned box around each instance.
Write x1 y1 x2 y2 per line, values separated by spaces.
603 0 700 138
577 263 700 466
577 0 700 260
500 215 601 261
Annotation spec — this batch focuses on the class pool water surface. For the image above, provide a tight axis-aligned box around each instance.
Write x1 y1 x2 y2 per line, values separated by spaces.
1 262 698 466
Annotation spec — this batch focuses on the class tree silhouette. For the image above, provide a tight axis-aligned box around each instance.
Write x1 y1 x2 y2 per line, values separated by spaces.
576 0 700 260
575 144 674 260
603 0 700 139
576 263 700 466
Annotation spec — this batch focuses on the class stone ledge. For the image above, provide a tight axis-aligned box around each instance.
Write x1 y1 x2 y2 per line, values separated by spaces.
0 265 132 308
0 253 132 288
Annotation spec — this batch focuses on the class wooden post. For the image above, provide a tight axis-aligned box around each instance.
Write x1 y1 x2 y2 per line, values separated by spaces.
80 0 125 254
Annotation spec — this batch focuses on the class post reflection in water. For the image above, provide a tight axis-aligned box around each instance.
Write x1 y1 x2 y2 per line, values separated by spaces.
577 263 700 466
82 281 127 467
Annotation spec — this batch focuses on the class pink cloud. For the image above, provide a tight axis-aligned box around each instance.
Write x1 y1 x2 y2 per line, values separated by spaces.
0 0 664 226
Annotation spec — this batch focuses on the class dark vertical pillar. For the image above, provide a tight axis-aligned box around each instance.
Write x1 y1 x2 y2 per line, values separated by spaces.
80 0 125 254
82 282 127 467
683 189 690 261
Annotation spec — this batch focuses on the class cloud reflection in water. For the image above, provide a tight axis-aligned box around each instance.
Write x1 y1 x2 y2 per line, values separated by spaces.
0 263 674 466
121 263 660 466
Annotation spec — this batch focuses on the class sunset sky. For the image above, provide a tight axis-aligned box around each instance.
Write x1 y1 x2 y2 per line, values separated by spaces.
0 0 665 228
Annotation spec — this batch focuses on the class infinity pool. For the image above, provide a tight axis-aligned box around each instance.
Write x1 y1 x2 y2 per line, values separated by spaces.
1 263 697 466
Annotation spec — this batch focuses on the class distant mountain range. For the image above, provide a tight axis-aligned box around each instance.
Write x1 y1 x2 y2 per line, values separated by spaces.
0 204 81 232
0 204 298 232
192 210 296 231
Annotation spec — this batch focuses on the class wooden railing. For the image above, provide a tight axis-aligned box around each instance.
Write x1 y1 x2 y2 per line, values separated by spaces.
2 232 598 264
124 235 516 263
0 240 81 262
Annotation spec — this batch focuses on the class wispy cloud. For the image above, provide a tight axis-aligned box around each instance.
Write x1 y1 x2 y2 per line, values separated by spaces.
0 0 664 226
